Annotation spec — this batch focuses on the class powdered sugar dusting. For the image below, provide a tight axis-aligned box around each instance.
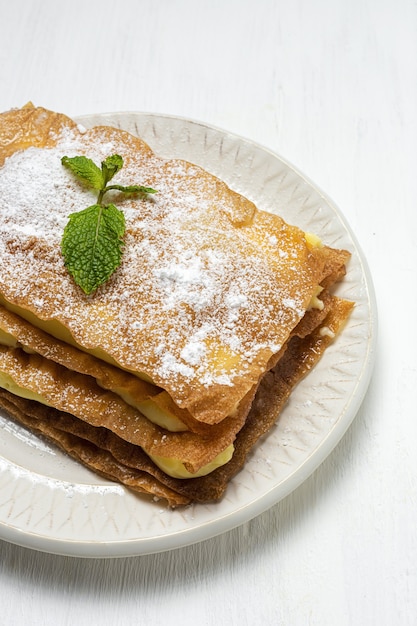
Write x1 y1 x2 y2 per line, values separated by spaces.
0 121 320 415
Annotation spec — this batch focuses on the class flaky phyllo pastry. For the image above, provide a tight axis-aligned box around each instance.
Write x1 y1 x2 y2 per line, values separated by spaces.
0 105 353 506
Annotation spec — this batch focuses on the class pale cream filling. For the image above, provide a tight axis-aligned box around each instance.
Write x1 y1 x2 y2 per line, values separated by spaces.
0 368 234 479
0 320 188 433
0 370 49 405
149 444 234 479
307 285 325 311
0 295 148 373
305 232 323 249
116 389 188 432
0 278 324 435
0 231 324 443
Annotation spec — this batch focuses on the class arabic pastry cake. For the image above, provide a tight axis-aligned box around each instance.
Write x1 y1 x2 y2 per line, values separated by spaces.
0 105 353 505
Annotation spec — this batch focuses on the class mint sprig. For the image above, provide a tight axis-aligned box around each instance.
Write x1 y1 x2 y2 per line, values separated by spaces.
61 154 156 295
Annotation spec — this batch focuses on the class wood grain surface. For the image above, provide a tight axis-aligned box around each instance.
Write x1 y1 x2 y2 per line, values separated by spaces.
0 0 415 624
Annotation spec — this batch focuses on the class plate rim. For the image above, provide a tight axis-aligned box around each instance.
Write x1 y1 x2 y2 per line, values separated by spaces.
0 111 378 558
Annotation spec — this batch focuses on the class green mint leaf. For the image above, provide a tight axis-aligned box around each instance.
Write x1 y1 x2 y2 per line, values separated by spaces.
61 203 125 295
61 155 104 190
61 152 157 294
101 154 123 184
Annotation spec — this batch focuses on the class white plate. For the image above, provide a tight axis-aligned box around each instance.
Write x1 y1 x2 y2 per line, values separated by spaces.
0 113 377 558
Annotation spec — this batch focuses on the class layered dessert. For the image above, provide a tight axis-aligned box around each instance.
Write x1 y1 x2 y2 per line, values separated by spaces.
0 105 353 505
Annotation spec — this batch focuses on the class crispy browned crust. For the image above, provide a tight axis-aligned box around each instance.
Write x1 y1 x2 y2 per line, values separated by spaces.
0 104 78 166
0 284 344 474
0 391 190 507
0 296 353 506
0 104 354 507
0 105 350 424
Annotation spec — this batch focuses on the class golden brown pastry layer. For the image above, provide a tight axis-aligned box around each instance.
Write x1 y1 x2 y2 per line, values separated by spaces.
0 104 354 505
1 105 345 424
0 296 353 506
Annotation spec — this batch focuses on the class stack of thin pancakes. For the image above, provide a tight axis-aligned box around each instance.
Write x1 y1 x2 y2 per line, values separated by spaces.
0 105 353 506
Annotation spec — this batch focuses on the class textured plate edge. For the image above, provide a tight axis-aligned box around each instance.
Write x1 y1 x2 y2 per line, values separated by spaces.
0 112 378 558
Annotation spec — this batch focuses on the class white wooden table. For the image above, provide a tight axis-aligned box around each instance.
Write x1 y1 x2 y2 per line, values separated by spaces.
0 0 415 624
